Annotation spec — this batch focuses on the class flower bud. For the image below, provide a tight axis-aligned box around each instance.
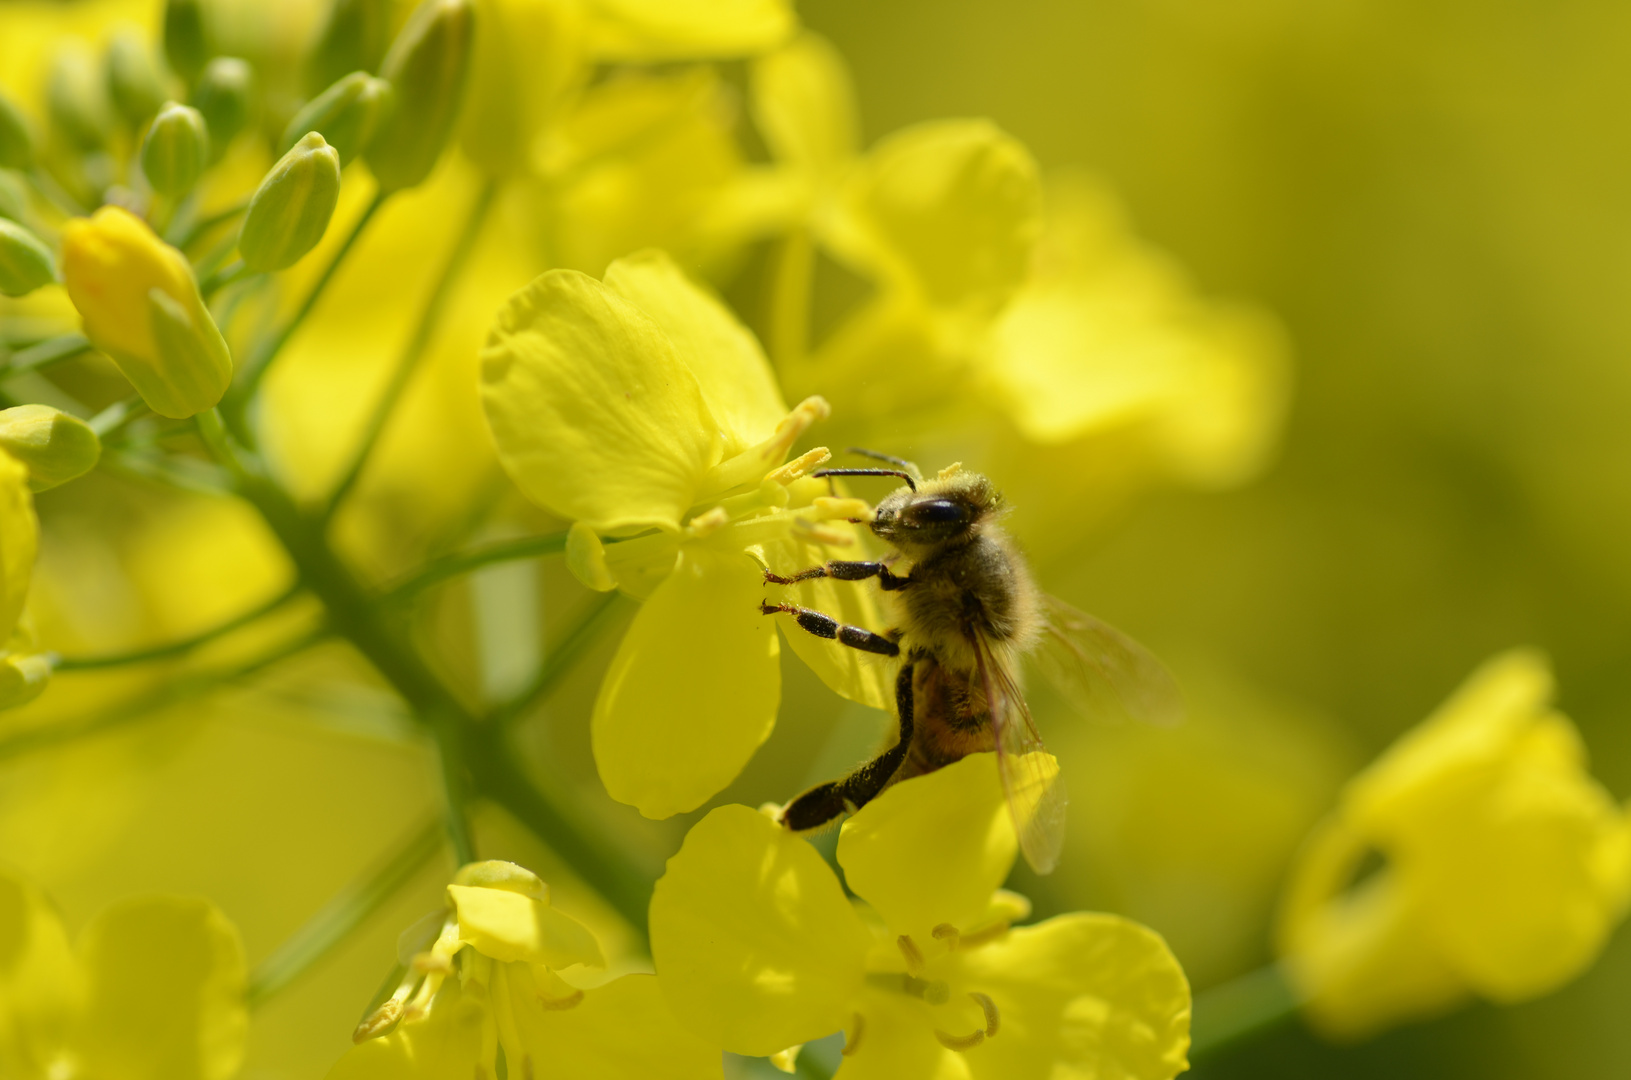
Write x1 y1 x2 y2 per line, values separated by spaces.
0 220 56 298
61 206 233 419
239 133 341 271
0 652 51 712
48 44 113 151
279 72 390 165
105 30 169 129
0 172 26 223
0 92 34 170
0 449 37 646
306 0 392 96
140 102 210 198
163 0 211 87
366 0 475 194
0 406 102 492
191 57 253 153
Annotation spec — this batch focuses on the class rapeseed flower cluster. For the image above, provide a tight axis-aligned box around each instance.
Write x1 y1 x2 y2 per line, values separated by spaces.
0 1 1626 1078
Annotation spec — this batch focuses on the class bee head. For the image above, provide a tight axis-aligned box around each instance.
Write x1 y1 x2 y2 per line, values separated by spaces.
869 470 1000 551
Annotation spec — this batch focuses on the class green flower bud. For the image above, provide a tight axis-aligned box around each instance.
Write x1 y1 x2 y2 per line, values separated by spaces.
0 93 33 171
140 102 210 198
163 0 211 87
139 101 208 199
105 30 169 129
279 72 390 166
0 172 28 224
0 652 51 712
192 57 254 153
306 0 392 96
48 44 113 152
239 133 341 272
0 220 56 298
366 0 474 194
0 406 101 492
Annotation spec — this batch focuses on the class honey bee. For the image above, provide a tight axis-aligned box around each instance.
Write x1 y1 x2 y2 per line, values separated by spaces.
760 451 1182 874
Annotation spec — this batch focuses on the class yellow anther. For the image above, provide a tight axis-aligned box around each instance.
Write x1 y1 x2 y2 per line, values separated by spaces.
931 923 961 950
685 506 730 538
761 396 832 460
351 998 404 1043
896 934 925 976
768 1045 802 1073
841 1013 865 1057
934 1027 986 1051
969 991 1000 1036
537 989 584 1011
789 518 853 546
937 462 964 480
765 446 832 486
811 496 872 521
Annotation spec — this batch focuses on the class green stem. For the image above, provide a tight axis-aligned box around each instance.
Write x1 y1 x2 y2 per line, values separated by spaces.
88 396 150 439
27 165 86 219
383 532 569 604
172 195 251 249
199 258 250 300
230 190 387 427
247 817 446 1009
52 583 303 671
1187 962 1302 1064
2 333 91 379
323 179 497 522
489 592 624 725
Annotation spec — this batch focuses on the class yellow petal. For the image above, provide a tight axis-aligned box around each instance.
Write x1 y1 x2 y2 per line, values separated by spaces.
604 249 786 457
956 913 1191 1080
837 753 1017 938
448 884 605 969
325 982 487 1080
834 120 1041 316
480 267 721 531
460 0 588 175
752 32 858 181
838 990 967 1080
592 548 779 817
74 896 247 1080
0 448 37 642
758 533 892 711
586 0 794 62
505 970 722 1079
650 804 871 1056
0 867 79 1076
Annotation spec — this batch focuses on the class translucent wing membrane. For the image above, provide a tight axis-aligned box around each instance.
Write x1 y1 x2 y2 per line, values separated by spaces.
1034 594 1185 728
973 633 1068 874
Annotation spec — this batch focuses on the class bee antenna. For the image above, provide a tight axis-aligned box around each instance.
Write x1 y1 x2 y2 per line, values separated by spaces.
843 448 924 481
811 468 917 492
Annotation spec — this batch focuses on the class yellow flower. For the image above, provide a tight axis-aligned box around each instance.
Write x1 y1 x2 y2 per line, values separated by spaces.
332 860 719 1080
1277 648 1631 1040
480 247 888 818
0 864 247 1080
650 754 1192 1078
59 206 233 419
0 447 49 710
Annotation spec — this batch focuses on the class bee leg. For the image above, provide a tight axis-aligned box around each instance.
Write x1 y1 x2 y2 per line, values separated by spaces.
763 561 912 590
758 602 900 657
782 662 916 832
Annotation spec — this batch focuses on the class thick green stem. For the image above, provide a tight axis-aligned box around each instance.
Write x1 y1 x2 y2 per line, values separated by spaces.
323 179 497 522
53 583 302 671
383 532 569 604
2 333 91 379
247 817 446 1008
1188 962 1302 1064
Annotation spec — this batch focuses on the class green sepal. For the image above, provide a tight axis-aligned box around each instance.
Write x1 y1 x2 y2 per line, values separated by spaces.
140 102 210 198
0 405 102 492
239 132 341 272
365 0 475 194
192 57 254 155
0 219 56 298
163 0 211 88
279 72 391 166
0 93 34 171
141 286 234 419
105 30 169 129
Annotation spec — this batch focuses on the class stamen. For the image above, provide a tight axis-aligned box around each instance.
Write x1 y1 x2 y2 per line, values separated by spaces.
842 1013 865 1056
956 921 1011 950
810 496 872 521
685 506 730 537
934 1027 986 1051
412 951 453 975
521 1055 535 1080
699 397 832 497
931 924 960 950
537 989 584 1011
789 518 853 546
765 446 832 486
969 992 1000 1036
762 396 832 461
352 997 404 1043
896 934 925 976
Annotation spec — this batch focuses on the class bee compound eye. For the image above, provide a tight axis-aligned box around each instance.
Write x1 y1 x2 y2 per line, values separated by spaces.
908 499 967 525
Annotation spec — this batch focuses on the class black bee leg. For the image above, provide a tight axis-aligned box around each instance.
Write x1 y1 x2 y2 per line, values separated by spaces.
758 602 900 657
763 561 912 591
783 662 916 832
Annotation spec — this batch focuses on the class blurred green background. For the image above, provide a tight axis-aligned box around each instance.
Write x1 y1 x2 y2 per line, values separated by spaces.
797 0 1631 1075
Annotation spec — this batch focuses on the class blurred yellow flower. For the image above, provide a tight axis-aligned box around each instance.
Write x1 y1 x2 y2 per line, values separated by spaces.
1277 648 1631 1040
0 864 247 1080
651 753 1192 1078
0 448 49 710
480 248 887 818
332 860 719 1080
59 206 233 419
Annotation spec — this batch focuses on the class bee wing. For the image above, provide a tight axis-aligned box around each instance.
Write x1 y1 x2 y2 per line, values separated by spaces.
973 632 1068 875
1033 594 1185 728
